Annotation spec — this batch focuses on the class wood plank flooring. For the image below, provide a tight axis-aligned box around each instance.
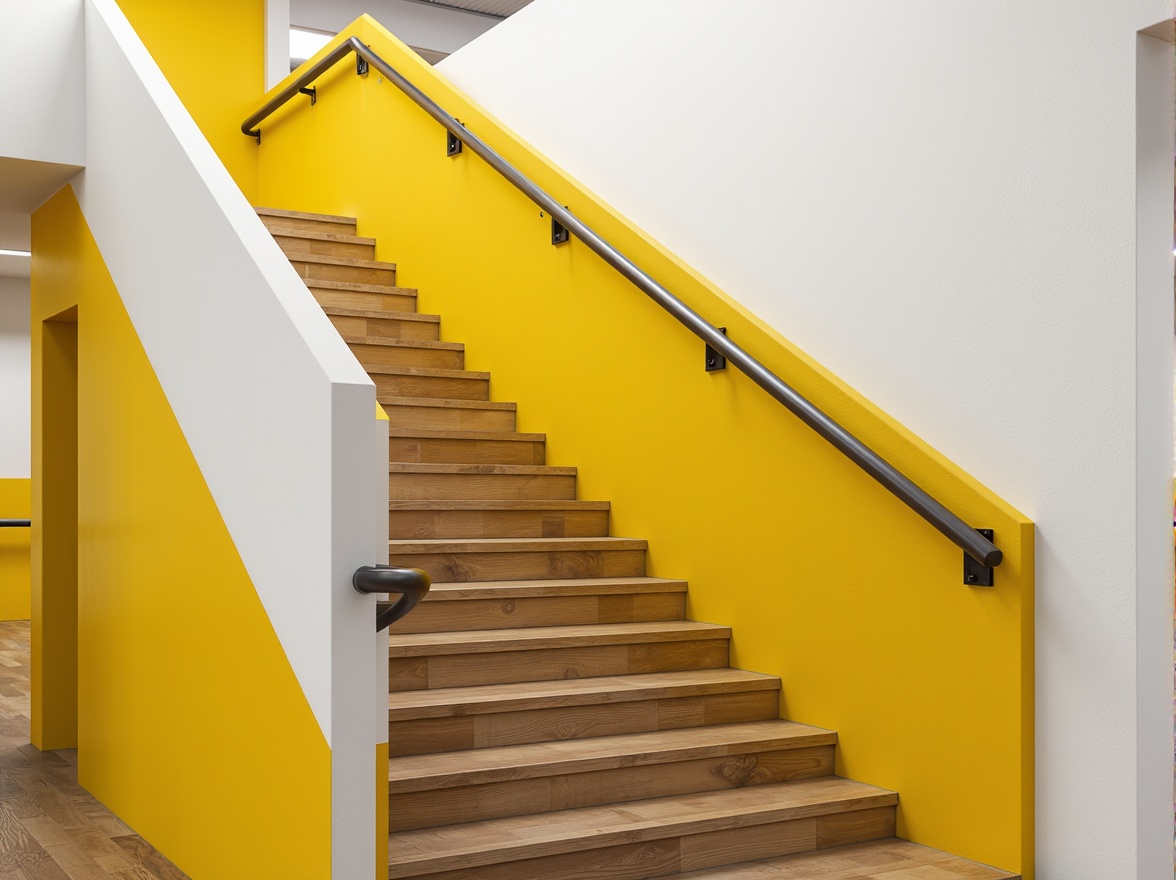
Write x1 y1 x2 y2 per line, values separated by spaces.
0 621 188 880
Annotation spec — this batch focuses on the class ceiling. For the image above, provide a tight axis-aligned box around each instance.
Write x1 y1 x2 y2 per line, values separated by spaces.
415 0 533 18
0 157 81 279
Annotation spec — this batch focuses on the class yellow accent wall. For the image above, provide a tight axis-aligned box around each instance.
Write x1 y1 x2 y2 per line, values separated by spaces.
31 186 330 878
256 19 1034 875
0 479 31 620
115 0 262 200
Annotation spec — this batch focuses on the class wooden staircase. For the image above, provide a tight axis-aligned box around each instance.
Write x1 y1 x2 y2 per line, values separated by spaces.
258 206 1021 880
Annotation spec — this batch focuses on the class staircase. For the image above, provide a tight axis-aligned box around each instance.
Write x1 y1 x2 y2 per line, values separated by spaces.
258 206 1021 880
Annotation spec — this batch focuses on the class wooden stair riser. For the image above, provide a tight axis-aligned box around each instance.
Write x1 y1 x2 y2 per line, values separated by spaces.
390 470 577 502
273 233 376 260
389 506 609 540
390 690 782 756
291 258 395 286
257 209 356 236
329 313 440 341
311 287 418 313
383 402 515 432
392 591 684 634
391 745 836 832
391 548 647 582
390 436 544 466
352 342 464 371
375 372 489 401
391 639 730 691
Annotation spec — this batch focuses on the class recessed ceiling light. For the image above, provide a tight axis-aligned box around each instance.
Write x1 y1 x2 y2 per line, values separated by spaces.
0 249 30 258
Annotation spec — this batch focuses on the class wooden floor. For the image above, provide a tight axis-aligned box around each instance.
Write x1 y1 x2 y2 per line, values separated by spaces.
0 620 188 880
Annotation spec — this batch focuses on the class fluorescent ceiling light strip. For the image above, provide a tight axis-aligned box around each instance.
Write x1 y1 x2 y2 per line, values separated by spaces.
0 249 30 257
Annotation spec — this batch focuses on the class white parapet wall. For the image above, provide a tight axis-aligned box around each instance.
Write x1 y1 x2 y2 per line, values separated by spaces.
82 1 385 874
438 2 1175 877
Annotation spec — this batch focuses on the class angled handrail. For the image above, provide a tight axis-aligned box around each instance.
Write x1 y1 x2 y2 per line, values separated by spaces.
0 519 30 528
353 564 431 631
245 37 1002 573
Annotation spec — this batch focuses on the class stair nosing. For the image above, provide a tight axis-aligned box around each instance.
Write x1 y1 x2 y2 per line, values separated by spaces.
388 429 542 441
388 720 837 792
256 206 357 224
379 397 514 411
288 253 396 271
307 279 416 295
345 336 463 351
388 463 575 476
389 500 606 511
388 537 646 553
367 365 488 380
389 668 780 720
324 306 439 322
269 227 377 246
418 577 685 600
387 778 897 876
389 620 731 658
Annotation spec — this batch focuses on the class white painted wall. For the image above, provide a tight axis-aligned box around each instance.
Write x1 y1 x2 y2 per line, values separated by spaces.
290 0 498 56
0 0 85 167
85 2 384 873
0 277 30 480
438 3 1175 877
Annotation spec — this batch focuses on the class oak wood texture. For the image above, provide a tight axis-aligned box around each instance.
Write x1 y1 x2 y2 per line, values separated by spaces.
325 308 441 341
372 368 490 402
259 209 1015 880
388 575 679 632
379 398 516 432
256 205 357 235
388 778 898 877
272 229 377 260
346 337 464 371
673 839 1020 878
0 621 190 880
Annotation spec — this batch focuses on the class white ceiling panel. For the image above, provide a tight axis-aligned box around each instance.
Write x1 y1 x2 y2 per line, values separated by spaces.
415 0 533 18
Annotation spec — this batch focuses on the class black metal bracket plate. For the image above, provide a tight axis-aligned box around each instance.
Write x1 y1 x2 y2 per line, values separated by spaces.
356 54 369 76
964 529 995 587
299 86 317 105
706 327 728 371
551 216 570 245
447 130 462 156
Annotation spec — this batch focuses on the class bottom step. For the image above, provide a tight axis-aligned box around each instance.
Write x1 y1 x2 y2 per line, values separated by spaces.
389 777 897 878
674 838 1020 878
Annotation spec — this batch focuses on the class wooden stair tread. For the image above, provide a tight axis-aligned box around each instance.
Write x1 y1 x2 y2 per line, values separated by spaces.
388 428 542 441
367 365 489 380
673 839 1020 879
381 397 514 411
420 577 686 600
307 279 416 295
323 306 439 322
389 620 730 657
287 252 397 271
389 463 574 476
390 668 780 720
391 500 606 511
389 720 834 791
388 777 896 876
256 206 356 224
389 537 646 554
344 336 463 351
267 226 376 246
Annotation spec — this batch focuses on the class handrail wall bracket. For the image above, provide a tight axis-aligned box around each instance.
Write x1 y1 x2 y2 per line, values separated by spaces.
244 37 1004 583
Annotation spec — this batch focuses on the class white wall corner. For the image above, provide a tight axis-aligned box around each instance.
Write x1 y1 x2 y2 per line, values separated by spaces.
266 0 292 90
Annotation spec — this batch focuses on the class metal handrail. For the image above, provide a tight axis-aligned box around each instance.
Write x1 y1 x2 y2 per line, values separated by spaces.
0 519 30 528
244 37 1002 571
353 565 431 631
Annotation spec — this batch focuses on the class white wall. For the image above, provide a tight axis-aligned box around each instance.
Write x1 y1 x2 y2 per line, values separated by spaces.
290 0 498 56
85 2 384 872
0 0 85 167
0 277 30 479
438 3 1175 877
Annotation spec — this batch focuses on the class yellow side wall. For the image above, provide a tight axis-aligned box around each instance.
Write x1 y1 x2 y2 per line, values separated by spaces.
0 480 31 621
115 0 263 200
31 186 331 879
257 20 1034 875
